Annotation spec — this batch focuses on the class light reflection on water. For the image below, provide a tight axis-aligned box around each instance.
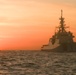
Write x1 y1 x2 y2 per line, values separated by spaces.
0 50 76 75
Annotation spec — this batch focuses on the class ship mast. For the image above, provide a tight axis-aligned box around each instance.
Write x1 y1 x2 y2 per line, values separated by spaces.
59 10 66 32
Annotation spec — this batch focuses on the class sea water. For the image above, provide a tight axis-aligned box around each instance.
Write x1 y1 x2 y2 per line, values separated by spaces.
0 50 76 75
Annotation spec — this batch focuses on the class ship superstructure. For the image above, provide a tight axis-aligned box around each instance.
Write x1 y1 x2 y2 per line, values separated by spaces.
41 10 76 52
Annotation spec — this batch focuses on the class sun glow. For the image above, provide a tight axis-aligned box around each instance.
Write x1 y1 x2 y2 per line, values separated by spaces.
0 0 76 50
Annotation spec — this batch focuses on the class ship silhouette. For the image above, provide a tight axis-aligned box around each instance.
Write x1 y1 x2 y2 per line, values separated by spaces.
41 10 76 52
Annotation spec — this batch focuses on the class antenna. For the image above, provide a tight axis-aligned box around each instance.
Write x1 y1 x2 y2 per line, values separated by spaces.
61 9 63 17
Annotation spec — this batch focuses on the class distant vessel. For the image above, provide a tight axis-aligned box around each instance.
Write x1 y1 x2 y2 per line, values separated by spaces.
41 10 76 52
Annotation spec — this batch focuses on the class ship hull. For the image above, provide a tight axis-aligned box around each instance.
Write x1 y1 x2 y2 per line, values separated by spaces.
41 42 76 52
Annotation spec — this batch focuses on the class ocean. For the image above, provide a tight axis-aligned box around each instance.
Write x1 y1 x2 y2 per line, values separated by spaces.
0 50 76 75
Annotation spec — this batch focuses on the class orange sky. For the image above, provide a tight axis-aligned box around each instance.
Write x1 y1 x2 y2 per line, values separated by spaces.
0 0 76 50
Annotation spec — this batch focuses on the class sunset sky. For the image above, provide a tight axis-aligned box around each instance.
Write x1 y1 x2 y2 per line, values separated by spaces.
0 0 76 50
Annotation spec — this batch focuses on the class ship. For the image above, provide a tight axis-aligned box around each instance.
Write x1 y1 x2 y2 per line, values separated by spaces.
41 10 76 52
